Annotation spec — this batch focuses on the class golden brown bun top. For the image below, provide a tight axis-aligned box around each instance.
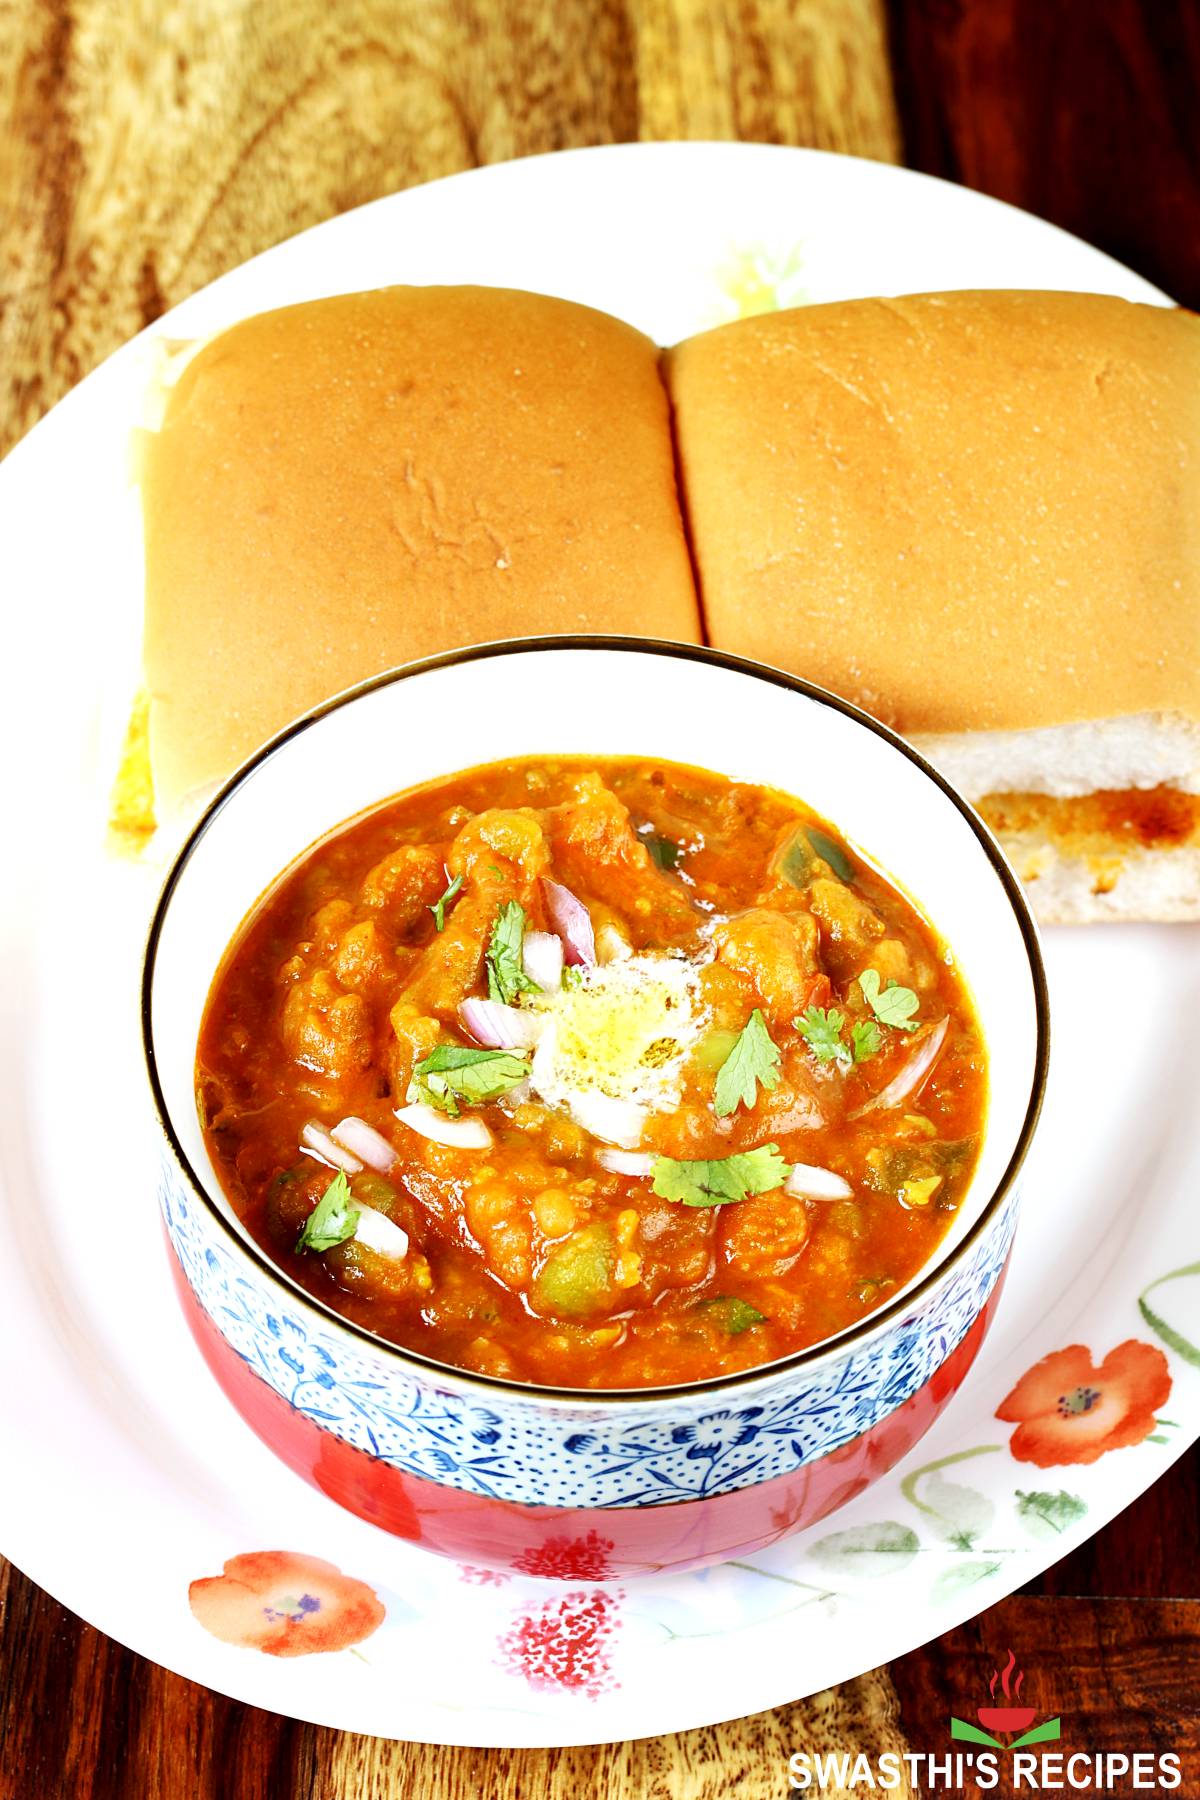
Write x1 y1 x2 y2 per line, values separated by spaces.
667 291 1200 735
142 285 699 810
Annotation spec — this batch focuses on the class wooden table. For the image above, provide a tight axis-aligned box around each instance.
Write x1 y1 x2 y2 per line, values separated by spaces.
2 2 1197 1792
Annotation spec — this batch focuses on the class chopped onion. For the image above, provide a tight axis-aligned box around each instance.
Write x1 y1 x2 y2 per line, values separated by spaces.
459 996 544 1050
785 1162 854 1201
543 878 596 966
499 1078 533 1110
394 1103 493 1149
522 930 564 993
330 1116 397 1173
851 1017 950 1119
300 1120 363 1174
597 1148 654 1178
352 1204 410 1260
567 1090 647 1149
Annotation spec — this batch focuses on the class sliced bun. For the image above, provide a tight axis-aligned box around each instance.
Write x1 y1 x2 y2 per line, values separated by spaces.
667 291 1200 923
973 787 1200 924
140 285 700 814
910 712 1200 804
666 291 1200 738
907 711 1200 924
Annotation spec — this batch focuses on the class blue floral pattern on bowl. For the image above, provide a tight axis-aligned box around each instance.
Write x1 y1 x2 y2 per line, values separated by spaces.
161 1156 1018 1511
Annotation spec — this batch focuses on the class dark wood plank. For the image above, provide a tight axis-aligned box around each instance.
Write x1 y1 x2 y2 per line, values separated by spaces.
1025 1446 1200 1599
886 0 1200 307
890 1596 1200 1795
0 1558 317 1800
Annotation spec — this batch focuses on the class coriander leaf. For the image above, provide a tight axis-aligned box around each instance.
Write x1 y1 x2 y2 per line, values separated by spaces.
652 1144 790 1209
859 968 920 1032
794 1005 852 1069
428 871 463 932
408 1044 530 1116
296 1171 360 1254
806 827 855 883
696 1295 768 1335
713 1008 781 1117
850 1018 884 1063
485 900 540 1005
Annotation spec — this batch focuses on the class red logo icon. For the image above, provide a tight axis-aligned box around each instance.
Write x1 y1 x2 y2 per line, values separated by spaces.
976 1648 1037 1737
951 1648 1060 1750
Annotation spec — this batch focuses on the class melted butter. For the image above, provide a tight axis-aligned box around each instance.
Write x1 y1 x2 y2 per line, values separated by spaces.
528 954 707 1112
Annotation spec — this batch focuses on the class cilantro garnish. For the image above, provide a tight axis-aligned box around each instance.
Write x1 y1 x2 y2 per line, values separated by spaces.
858 969 920 1032
794 1006 852 1070
295 1171 360 1254
713 1009 781 1118
850 1018 884 1063
485 900 540 1005
651 1144 790 1209
428 872 463 932
408 1044 530 1116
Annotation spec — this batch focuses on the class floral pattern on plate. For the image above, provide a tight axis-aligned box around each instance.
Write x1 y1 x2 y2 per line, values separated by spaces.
996 1340 1172 1467
188 1552 385 1657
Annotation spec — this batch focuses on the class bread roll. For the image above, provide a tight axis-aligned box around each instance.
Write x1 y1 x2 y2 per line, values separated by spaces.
140 285 700 814
667 291 1200 922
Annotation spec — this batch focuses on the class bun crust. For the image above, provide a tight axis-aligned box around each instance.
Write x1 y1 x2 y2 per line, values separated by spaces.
667 291 1200 736
141 286 700 809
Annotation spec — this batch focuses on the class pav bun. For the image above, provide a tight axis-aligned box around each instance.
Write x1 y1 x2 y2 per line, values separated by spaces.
139 285 700 815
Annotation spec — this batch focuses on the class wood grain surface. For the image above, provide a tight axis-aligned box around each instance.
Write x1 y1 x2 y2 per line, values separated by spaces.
887 0 1200 310
0 0 899 457
1 0 1197 1794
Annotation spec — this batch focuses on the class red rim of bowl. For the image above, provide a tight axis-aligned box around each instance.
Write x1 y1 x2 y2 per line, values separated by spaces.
141 634 1051 1406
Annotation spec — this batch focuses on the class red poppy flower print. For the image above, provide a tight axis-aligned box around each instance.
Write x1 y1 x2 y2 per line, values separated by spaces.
996 1340 1171 1468
497 1588 620 1699
189 1551 385 1657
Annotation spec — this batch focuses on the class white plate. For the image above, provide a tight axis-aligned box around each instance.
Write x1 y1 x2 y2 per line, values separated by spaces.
2 142 1197 1747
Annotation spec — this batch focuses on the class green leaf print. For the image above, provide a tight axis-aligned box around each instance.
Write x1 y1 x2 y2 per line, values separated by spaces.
917 1473 996 1550
899 1446 1002 1549
808 1522 920 1578
1015 1489 1088 1543
1138 1262 1200 1367
931 1559 1004 1605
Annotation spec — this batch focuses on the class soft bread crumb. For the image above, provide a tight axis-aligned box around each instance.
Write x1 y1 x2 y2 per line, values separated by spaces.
976 786 1199 922
989 831 1200 925
913 712 1200 802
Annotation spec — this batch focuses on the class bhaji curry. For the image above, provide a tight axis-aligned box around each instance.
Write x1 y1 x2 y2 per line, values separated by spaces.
197 758 986 1388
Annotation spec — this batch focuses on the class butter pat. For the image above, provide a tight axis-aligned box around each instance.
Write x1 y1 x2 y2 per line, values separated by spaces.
529 954 706 1119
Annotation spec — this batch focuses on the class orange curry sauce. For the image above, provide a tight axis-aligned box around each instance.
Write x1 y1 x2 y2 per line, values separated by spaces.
197 758 987 1388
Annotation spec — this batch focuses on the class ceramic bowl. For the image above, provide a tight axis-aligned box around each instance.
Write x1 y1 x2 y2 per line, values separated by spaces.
143 638 1049 1579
